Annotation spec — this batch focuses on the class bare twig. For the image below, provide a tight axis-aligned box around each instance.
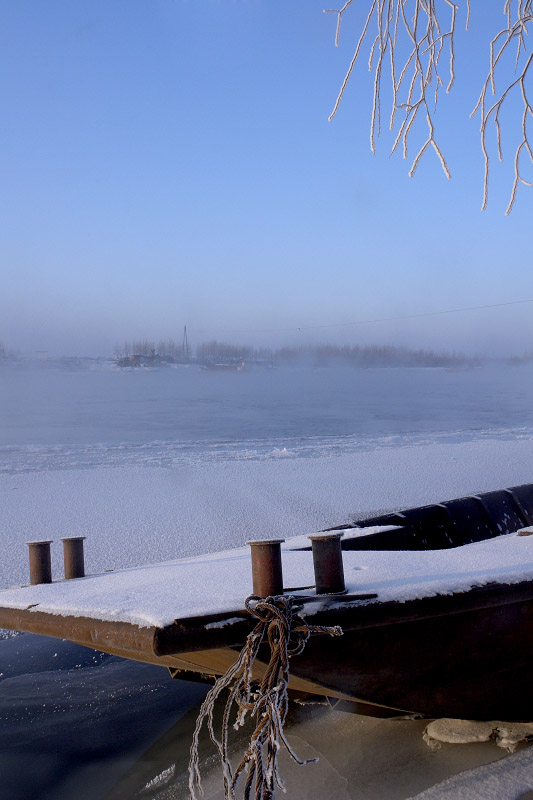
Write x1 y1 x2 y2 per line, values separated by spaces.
326 0 457 179
470 4 533 213
325 1 533 212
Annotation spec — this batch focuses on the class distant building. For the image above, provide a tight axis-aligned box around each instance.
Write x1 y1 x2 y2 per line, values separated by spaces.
117 352 162 368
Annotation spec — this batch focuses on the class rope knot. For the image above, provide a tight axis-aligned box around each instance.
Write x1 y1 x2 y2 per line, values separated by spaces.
189 594 343 800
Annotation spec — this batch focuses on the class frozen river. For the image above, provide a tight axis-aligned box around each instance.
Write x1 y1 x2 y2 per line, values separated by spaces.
2 361 533 450
1 362 533 799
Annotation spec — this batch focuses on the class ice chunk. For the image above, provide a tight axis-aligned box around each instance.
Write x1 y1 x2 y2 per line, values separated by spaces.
424 719 533 753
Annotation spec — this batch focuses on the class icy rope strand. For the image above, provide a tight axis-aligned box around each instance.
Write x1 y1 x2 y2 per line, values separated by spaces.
188 594 343 800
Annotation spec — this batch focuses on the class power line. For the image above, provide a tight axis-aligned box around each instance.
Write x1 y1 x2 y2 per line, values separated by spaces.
194 298 533 337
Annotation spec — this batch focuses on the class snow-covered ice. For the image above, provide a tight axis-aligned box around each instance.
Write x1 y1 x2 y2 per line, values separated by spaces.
406 746 533 799
1 436 533 592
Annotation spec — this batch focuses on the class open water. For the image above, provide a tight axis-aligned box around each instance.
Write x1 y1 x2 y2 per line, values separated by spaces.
1 362 533 799
2 362 533 451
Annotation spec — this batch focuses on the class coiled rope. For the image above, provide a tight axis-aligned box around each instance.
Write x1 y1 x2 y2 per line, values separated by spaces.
188 594 343 800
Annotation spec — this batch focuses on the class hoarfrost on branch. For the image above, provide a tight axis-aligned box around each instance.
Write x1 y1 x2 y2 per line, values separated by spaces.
325 0 533 213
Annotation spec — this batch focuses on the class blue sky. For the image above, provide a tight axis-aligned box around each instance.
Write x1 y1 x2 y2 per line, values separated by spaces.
1 0 532 356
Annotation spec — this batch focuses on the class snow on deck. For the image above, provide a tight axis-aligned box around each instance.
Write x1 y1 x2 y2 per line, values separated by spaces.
1 529 533 630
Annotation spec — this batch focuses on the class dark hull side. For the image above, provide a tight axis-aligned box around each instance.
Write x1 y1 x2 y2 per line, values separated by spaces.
159 580 533 720
318 483 533 552
284 583 533 720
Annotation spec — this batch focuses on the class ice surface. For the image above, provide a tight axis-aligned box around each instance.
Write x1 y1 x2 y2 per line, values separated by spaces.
142 764 176 792
143 705 528 800
2 436 533 593
406 746 533 799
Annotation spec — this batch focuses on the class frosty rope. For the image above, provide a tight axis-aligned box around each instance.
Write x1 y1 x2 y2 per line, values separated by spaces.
188 594 343 800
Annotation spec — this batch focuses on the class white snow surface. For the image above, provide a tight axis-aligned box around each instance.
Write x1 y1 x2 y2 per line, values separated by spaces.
336 524 402 539
1 531 533 629
406 746 533 800
1 436 533 594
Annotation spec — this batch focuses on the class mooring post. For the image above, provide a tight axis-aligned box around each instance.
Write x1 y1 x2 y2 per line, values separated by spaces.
26 540 53 585
308 532 346 594
61 536 86 579
246 539 285 597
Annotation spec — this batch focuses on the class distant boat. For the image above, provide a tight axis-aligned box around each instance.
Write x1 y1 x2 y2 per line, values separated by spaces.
201 360 246 372
1 484 533 721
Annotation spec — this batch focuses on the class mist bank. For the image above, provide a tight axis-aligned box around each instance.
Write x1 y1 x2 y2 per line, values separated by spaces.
2 339 533 369
114 338 478 366
110 339 517 369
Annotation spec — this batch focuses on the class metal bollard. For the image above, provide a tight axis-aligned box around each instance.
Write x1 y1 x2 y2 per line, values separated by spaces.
246 539 285 597
308 532 346 594
26 540 53 585
61 536 86 579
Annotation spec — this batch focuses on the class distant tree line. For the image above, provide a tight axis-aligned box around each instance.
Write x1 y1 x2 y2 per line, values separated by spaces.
114 339 185 358
196 340 276 363
297 344 478 368
113 338 485 367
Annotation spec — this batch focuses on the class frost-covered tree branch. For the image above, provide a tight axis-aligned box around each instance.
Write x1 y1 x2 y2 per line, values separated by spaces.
471 2 533 214
325 0 533 212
